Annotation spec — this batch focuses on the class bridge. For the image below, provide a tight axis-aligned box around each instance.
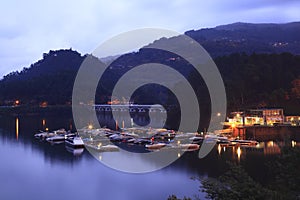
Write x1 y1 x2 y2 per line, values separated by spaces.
92 104 168 113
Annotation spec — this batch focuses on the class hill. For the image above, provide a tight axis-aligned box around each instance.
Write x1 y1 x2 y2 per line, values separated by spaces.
0 49 84 105
185 22 300 57
0 22 300 114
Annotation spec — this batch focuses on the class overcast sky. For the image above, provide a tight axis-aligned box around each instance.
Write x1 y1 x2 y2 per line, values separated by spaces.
1 0 300 78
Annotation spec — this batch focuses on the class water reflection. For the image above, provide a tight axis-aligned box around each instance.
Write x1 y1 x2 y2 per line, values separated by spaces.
217 144 221 155
15 117 19 140
237 146 242 161
1 113 300 200
214 139 298 163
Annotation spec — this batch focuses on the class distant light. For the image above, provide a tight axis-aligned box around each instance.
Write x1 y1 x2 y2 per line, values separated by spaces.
292 140 296 148
88 124 93 129
217 112 221 117
267 141 274 147
45 128 49 131
236 113 240 117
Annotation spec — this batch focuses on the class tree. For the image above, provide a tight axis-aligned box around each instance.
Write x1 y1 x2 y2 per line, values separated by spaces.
200 162 275 200
291 78 300 99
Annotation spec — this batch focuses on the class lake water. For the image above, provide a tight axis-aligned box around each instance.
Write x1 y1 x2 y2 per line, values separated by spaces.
0 113 297 200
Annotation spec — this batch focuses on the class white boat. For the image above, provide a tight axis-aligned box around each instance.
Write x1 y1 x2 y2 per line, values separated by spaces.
34 131 49 138
85 143 119 152
97 144 119 152
65 136 84 148
180 143 200 151
230 139 258 146
145 143 166 150
46 135 66 142
54 128 67 135
34 131 55 139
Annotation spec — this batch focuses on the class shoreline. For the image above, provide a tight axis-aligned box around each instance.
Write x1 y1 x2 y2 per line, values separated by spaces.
0 105 72 116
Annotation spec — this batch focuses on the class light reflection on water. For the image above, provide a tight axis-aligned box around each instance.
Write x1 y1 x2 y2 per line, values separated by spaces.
15 117 19 140
0 114 299 200
0 114 202 200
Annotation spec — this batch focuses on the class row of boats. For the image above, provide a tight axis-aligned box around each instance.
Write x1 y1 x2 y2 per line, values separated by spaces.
34 127 259 154
34 129 84 148
79 127 259 152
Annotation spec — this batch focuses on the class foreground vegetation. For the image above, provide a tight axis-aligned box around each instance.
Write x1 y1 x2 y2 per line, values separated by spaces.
168 146 300 200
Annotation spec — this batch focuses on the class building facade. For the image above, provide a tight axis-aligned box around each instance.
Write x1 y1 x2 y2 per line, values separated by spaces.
228 108 284 126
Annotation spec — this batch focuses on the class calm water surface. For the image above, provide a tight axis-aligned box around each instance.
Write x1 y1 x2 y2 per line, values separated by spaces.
0 114 296 200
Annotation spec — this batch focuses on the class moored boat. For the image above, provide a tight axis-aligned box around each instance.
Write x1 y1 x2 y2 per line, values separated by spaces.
46 135 66 142
34 131 55 139
180 143 200 151
230 139 259 146
65 136 84 148
145 143 166 150
85 143 119 152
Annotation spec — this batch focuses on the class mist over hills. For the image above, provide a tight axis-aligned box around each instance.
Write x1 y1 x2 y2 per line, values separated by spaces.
1 22 300 113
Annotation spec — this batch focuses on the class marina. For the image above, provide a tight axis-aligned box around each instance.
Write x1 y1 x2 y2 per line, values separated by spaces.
0 113 299 200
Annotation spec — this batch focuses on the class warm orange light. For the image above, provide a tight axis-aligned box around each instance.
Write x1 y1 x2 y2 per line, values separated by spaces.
40 101 48 108
88 124 93 129
16 118 19 140
107 99 121 105
267 141 274 147
231 123 236 128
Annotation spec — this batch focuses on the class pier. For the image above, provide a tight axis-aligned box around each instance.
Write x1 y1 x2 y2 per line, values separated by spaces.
92 104 170 113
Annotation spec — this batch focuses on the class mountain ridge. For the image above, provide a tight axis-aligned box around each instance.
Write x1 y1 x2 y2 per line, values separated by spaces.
1 22 300 113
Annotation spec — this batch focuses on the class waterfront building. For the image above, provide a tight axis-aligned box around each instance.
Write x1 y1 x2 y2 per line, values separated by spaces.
285 116 300 126
228 108 284 126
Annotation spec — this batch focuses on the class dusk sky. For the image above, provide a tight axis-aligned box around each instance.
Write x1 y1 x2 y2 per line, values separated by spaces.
1 0 300 78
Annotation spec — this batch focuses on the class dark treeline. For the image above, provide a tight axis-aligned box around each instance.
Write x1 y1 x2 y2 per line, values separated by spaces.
0 48 299 114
